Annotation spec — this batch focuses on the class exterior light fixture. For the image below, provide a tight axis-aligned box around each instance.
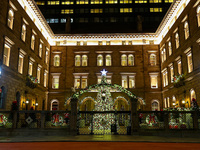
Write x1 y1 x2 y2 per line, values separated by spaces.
172 103 176 106
182 99 185 104
26 100 29 104
35 102 38 106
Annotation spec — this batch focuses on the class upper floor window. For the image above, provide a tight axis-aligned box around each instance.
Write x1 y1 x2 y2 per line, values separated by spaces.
44 71 48 87
161 50 164 63
162 70 168 87
97 74 112 84
37 66 41 83
39 43 43 57
52 75 60 89
168 41 172 56
186 51 193 73
21 24 26 41
190 89 196 102
75 55 81 66
106 55 111 66
28 61 33 76
197 6 200 27
135 0 147 3
121 54 134 66
31 35 35 50
97 55 103 66
163 48 166 61
54 55 60 66
18 50 26 74
91 0 103 4
8 9 14 29
121 74 136 88
128 54 134 66
82 55 88 66
149 54 156 66
74 74 88 89
184 21 189 40
175 33 179 49
169 64 174 83
45 48 49 64
106 0 118 4
177 59 182 75
121 54 127 66
3 44 11 67
149 73 158 88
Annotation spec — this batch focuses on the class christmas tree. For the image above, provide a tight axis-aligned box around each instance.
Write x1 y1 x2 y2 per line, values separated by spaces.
91 69 116 134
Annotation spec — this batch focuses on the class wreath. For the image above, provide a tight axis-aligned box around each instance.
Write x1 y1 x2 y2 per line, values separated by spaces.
146 114 158 126
0 114 8 126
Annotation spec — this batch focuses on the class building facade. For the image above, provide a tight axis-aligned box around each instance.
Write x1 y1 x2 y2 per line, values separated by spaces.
0 0 200 112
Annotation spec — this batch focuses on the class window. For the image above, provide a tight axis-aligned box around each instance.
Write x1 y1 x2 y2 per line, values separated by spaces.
91 0 103 4
168 42 172 56
28 61 33 76
121 54 127 66
105 0 118 4
122 76 128 88
150 8 162 12
52 76 59 89
91 9 103 13
18 53 24 74
45 49 49 64
3 44 11 67
8 9 14 29
164 98 167 108
54 55 60 66
47 1 60 5
184 21 189 40
169 65 174 83
120 8 132 13
39 43 43 57
162 70 168 87
106 55 111 66
150 54 156 66
75 55 81 66
97 55 103 66
0 86 6 109
197 6 200 27
120 0 132 4
128 54 134 66
161 50 164 63
152 100 160 111
177 59 182 75
167 97 170 108
186 52 193 73
61 0 74 5
61 9 74 14
44 71 47 87
76 0 89 4
37 66 41 83
97 75 112 84
165 0 173 2
135 0 147 3
121 74 135 88
21 24 26 41
74 75 88 89
190 89 196 101
31 35 35 50
36 1 45 5
175 33 179 49
82 55 88 66
149 73 158 88
51 100 59 110
163 48 166 61
149 0 161 3
172 96 176 106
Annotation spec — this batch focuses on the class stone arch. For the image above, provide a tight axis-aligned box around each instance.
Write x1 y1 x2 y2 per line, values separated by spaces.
114 96 130 111
80 96 95 111
50 99 59 110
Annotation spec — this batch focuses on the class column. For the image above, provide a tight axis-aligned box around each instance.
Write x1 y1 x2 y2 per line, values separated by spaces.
131 97 139 134
70 98 78 135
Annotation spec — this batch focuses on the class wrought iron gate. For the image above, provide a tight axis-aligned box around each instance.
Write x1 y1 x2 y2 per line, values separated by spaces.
77 111 131 135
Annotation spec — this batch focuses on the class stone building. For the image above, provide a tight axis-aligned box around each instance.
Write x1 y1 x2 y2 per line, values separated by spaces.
0 0 200 111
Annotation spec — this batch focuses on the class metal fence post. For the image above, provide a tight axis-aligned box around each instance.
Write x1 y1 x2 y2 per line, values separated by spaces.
70 98 78 135
131 98 139 134
91 112 94 135
193 111 198 130
13 111 17 129
41 111 45 129
164 112 169 131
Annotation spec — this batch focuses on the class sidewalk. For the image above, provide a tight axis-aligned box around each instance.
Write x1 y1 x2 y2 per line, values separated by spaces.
1 135 200 143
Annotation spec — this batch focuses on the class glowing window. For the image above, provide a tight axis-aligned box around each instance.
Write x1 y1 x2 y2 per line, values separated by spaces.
52 77 59 89
150 8 162 12
120 0 132 4
82 55 88 66
122 76 128 88
47 1 60 5
37 67 41 83
149 54 156 66
121 54 127 66
51 100 59 110
28 61 33 76
120 8 132 13
184 21 190 40
61 9 74 14
91 0 103 4
7 9 14 29
105 0 118 4
187 52 193 73
190 89 196 101
164 0 173 2
18 54 24 74
54 55 60 66
75 55 81 66
106 55 112 66
36 1 45 5
76 0 89 4
152 100 159 111
197 6 200 27
128 54 134 66
177 60 182 75
175 33 179 49
97 55 103 66
170 65 174 83
3 44 11 67
21 24 26 42
91 9 103 13
31 35 35 50
39 44 43 58
149 0 162 3
129 76 135 88
61 0 74 5
168 42 172 56
135 0 147 3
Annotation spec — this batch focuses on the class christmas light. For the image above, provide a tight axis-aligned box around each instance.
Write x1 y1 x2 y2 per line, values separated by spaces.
101 69 107 76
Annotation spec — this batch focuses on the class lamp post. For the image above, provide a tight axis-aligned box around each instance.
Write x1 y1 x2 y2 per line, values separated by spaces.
35 102 38 110
26 99 29 110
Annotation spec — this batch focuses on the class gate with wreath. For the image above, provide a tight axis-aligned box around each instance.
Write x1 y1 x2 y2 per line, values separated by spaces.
77 111 131 135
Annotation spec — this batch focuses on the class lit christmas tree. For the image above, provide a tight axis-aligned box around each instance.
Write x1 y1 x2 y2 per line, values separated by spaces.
91 69 116 134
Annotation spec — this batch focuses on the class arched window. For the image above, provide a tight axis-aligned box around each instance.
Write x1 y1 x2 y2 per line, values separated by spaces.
7 9 14 29
161 50 164 63
51 100 59 110
163 49 166 61
106 55 111 66
190 89 196 101
75 55 81 66
121 54 127 66
0 86 6 109
197 6 200 27
168 42 172 56
151 100 160 111
150 54 156 66
31 35 35 50
39 44 42 57
128 54 134 66
21 24 26 41
54 55 60 66
184 21 189 40
175 33 179 49
97 55 103 66
82 55 87 66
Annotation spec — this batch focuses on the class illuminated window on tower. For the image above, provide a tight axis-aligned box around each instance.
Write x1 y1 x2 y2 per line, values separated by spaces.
105 0 118 4
61 9 74 14
76 0 89 4
120 0 132 4
91 9 103 13
47 1 60 5
149 0 162 3
91 0 103 4
150 8 162 12
135 0 147 3
120 8 132 13
61 0 74 5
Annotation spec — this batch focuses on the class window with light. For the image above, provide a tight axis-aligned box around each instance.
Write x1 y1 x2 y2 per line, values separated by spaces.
97 55 103 66
121 54 127 66
106 55 111 66
54 55 60 66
